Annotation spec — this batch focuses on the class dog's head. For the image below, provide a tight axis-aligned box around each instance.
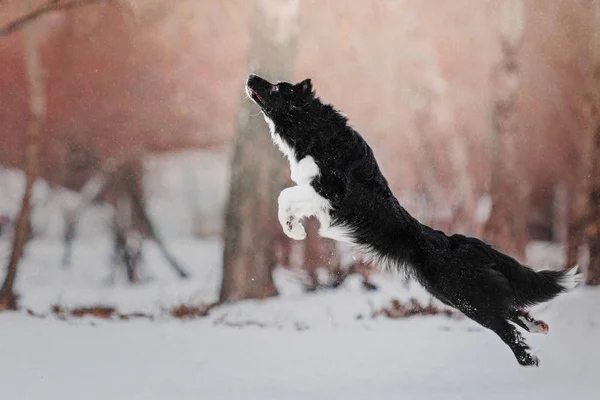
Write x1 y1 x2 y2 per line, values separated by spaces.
246 74 314 119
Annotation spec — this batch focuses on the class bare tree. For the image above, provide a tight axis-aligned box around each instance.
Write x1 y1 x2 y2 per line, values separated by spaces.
62 158 189 281
447 135 480 236
483 0 528 259
61 171 107 267
410 102 450 227
553 183 569 244
0 0 45 310
566 0 600 279
581 0 600 285
409 90 479 235
220 0 301 302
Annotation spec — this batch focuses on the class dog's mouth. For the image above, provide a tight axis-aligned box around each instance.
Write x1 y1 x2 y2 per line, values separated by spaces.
246 84 265 105
246 74 275 113
248 88 264 104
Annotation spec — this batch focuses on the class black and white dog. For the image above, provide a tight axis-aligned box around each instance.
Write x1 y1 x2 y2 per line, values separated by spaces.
245 74 581 366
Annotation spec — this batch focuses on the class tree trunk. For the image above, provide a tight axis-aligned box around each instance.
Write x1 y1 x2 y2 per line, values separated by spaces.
410 104 448 227
587 126 600 285
567 0 600 278
584 0 600 285
566 192 587 268
483 0 528 260
220 0 300 302
447 135 479 236
0 0 45 311
303 218 340 291
553 184 569 244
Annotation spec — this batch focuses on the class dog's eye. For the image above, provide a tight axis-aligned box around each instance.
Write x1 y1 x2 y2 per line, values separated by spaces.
271 86 279 93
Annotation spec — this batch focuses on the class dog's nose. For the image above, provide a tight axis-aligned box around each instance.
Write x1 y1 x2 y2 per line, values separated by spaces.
247 74 271 89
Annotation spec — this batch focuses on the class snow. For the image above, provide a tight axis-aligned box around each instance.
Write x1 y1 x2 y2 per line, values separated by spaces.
1 238 599 399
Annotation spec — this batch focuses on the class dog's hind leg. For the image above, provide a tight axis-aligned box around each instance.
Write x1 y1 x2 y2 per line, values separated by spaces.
469 313 539 366
278 184 331 241
508 309 549 334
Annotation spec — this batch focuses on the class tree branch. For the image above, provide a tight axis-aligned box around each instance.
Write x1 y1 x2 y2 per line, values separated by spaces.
0 0 111 37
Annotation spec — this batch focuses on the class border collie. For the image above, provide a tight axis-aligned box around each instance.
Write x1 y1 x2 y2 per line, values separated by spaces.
245 74 581 366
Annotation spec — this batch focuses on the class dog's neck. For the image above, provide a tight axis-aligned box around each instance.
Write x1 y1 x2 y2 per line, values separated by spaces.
263 114 318 185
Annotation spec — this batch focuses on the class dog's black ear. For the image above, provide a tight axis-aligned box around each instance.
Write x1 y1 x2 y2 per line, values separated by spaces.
299 78 312 94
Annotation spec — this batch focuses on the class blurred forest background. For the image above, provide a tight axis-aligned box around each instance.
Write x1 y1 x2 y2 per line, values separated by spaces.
1 0 600 312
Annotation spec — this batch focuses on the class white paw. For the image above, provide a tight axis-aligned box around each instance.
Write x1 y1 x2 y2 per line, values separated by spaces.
287 222 306 240
278 211 306 240
277 206 292 235
277 207 306 240
278 189 305 240
278 206 306 240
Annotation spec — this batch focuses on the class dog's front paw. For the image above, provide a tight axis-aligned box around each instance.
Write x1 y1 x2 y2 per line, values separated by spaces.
279 210 306 240
278 192 305 240
286 221 306 240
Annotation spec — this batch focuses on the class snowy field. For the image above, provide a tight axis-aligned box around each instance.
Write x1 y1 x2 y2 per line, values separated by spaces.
1 238 599 399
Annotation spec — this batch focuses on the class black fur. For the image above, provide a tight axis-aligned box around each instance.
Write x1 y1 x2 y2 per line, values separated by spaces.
246 74 578 366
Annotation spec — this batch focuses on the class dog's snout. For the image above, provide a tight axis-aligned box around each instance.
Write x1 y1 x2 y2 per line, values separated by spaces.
246 74 256 88
246 74 272 89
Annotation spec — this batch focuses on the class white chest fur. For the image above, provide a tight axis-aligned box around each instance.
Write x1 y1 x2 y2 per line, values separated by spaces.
263 114 354 245
264 115 319 185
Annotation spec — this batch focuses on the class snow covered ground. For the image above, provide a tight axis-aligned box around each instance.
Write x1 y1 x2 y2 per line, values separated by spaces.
1 238 599 399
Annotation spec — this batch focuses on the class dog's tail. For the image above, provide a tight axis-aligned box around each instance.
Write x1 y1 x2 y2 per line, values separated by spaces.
495 254 583 307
